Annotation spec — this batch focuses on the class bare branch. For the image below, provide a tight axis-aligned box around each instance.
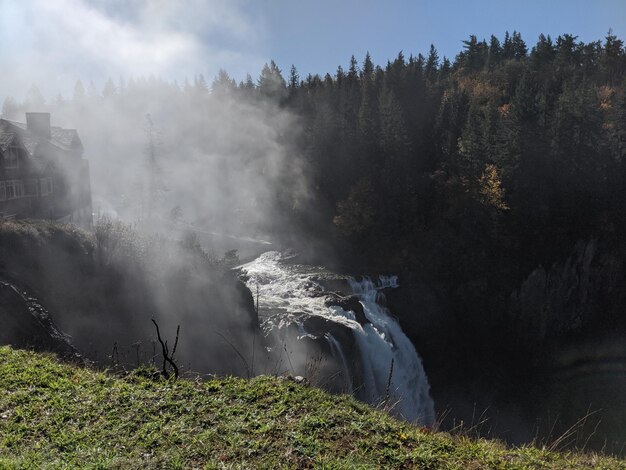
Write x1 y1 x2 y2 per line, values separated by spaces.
151 318 179 379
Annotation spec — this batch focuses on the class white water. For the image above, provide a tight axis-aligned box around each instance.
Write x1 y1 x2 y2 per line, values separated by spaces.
240 251 362 332
241 251 435 426
349 277 435 425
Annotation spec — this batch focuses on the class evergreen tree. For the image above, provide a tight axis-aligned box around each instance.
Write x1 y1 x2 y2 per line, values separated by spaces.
73 80 86 103
288 65 300 91
555 34 579 69
459 35 487 71
425 44 439 81
102 78 117 98
194 74 209 94
440 57 452 79
87 80 98 100
361 52 374 83
603 29 625 82
511 31 528 59
487 35 502 68
531 34 555 70
336 65 345 87
347 55 359 85
503 31 514 60
1 97 18 119
25 84 46 109
258 60 287 101
212 69 236 94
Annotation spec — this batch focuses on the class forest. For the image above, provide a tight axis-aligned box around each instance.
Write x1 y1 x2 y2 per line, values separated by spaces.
3 29 626 452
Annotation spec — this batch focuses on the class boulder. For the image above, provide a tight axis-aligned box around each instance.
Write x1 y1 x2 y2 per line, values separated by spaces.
324 293 368 325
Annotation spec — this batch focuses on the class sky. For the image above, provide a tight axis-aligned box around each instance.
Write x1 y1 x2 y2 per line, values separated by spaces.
1 0 625 99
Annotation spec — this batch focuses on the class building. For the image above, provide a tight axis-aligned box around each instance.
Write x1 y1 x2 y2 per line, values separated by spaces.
0 113 92 228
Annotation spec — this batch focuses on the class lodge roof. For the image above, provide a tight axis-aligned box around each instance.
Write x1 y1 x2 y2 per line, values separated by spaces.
0 118 83 156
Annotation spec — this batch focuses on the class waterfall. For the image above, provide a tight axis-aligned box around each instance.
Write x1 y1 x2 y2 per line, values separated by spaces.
240 251 434 426
325 333 353 393
348 276 435 425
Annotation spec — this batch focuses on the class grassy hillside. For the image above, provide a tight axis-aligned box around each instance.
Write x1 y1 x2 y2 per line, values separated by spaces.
0 347 623 469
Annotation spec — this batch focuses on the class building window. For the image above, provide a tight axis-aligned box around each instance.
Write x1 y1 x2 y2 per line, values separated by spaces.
5 180 23 199
14 180 23 198
7 180 23 199
4 147 19 169
6 181 15 199
40 177 53 196
0 182 5 201
23 179 38 197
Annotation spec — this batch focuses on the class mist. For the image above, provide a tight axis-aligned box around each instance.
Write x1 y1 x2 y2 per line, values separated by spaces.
2 1 318 256
0 0 316 375
59 79 308 249
0 0 265 97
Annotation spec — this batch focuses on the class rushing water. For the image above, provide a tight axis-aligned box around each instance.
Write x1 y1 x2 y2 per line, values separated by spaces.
349 276 434 424
241 251 435 425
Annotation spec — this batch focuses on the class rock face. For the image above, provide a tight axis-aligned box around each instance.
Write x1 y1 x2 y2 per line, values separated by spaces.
0 280 77 357
324 294 368 325
509 239 626 343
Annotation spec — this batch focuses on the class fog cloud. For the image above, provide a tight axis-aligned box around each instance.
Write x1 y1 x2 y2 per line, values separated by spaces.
1 0 266 97
1 0 312 258
0 0 317 375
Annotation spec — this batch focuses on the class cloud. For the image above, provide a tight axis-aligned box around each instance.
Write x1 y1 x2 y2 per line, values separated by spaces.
0 0 267 98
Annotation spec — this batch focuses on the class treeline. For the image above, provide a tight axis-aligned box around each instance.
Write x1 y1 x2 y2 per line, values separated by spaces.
283 31 626 278
3 30 626 306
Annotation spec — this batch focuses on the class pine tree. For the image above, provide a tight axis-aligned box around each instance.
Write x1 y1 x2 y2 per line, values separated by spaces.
603 29 624 83
487 35 502 68
425 45 439 81
102 78 117 98
460 35 487 71
258 60 287 101
511 31 528 59
1 97 18 119
361 52 374 83
503 31 514 60
211 69 236 95
194 74 209 94
531 34 555 70
87 80 98 100
555 34 579 69
347 55 359 85
288 65 300 91
440 57 452 79
25 84 46 109
336 65 345 87
73 80 86 103
244 74 255 90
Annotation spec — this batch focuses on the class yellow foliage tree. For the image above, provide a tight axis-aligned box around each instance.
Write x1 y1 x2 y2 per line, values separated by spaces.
479 164 509 210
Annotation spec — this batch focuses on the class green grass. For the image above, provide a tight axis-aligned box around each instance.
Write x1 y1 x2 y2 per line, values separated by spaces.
0 347 623 469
